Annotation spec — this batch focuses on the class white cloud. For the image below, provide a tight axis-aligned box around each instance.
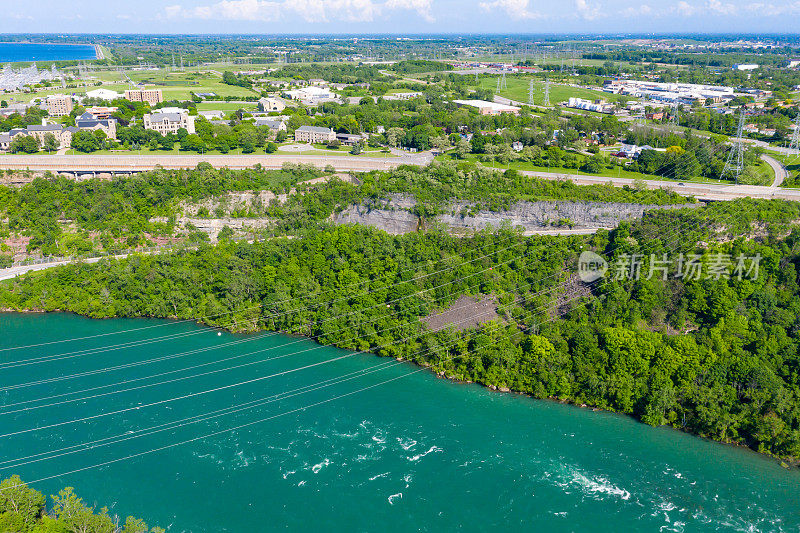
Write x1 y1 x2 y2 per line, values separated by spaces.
574 0 600 19
674 0 698 16
620 4 652 17
707 0 735 14
166 0 431 23
748 1 800 15
478 0 543 19
385 0 435 21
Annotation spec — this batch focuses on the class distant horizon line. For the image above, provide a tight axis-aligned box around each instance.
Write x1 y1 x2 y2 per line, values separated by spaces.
0 32 799 38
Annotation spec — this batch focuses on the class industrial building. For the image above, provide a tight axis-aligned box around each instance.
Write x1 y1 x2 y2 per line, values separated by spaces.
452 99 521 115
603 79 735 104
566 98 615 114
283 86 337 104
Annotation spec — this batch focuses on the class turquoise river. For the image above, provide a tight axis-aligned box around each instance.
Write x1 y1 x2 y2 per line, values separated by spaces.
0 313 798 532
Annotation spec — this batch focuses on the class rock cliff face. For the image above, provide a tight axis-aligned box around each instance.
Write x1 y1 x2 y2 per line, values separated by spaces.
333 205 419 235
333 196 698 235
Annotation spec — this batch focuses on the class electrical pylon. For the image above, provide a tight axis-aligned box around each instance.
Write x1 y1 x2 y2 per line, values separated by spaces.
496 72 507 91
722 111 747 183
789 113 800 153
543 79 551 107
528 79 535 105
670 104 680 127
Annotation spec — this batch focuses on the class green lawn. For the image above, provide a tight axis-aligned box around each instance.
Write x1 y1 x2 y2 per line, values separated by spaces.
476 76 620 107
435 153 739 185
195 101 258 111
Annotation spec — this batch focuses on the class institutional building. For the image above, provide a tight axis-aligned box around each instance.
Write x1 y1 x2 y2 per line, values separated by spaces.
76 112 118 140
0 125 79 151
254 118 287 131
143 111 196 135
125 89 164 106
294 125 336 144
258 97 286 112
84 106 118 120
45 94 74 117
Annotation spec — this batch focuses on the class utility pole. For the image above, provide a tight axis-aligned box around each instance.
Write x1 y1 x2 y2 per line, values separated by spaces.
722 110 747 183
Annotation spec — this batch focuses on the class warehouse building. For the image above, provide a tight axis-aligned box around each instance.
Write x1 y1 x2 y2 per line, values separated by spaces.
452 99 521 115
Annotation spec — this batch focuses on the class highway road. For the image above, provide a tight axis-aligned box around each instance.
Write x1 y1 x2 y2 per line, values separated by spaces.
761 154 788 189
521 169 800 202
0 152 434 174
0 254 129 281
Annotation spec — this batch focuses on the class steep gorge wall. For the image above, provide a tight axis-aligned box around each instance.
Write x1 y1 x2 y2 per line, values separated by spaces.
333 196 699 235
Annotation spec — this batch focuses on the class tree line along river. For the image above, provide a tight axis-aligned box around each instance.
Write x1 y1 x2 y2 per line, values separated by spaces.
0 312 798 532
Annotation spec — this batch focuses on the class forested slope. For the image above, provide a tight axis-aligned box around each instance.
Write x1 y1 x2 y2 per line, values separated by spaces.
2 199 800 462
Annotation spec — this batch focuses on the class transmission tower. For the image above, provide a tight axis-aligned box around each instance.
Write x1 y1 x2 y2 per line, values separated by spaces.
496 72 507 91
669 104 680 127
722 111 747 183
528 79 535 105
543 79 551 106
789 113 800 154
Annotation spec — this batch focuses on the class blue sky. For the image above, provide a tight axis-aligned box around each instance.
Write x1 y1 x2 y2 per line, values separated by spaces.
2 0 799 34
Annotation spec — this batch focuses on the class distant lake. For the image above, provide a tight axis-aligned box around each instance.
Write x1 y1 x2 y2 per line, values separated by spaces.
0 42 97 63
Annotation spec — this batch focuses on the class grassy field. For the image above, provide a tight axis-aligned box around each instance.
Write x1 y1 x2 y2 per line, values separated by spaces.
4 69 259 105
476 76 619 107
195 101 258 111
435 153 748 185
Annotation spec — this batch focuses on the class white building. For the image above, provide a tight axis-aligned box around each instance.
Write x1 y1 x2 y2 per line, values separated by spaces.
733 64 759 71
85 89 122 101
143 111 196 135
199 110 225 120
566 97 614 114
603 79 735 104
382 92 423 101
284 86 337 104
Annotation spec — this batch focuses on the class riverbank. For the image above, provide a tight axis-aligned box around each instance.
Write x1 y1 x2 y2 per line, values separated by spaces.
3 300 799 470
1 311 798 532
1 218 799 468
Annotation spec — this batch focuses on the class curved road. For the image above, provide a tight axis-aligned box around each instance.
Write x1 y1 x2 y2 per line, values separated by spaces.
761 154 788 189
